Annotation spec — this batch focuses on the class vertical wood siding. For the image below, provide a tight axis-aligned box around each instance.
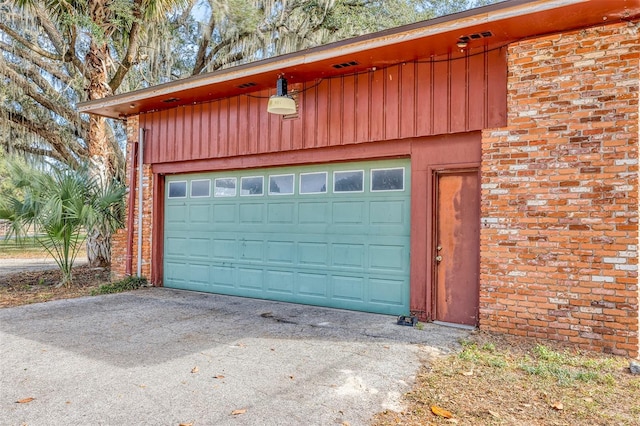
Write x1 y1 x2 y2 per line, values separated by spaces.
141 49 506 164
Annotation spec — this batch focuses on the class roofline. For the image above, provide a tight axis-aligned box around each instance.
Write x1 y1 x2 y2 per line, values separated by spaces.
78 0 572 114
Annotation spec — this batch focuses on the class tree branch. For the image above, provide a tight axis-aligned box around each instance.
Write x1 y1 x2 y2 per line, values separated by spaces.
0 60 87 143
1 108 81 169
191 10 217 75
33 6 90 81
0 21 61 61
109 0 143 91
0 40 75 88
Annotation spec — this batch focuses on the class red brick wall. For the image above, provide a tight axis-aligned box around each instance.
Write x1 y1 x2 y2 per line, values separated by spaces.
111 116 154 281
480 22 639 357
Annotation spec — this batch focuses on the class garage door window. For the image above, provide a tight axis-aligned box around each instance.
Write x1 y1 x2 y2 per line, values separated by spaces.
300 172 327 194
168 181 187 198
191 179 211 198
334 170 364 193
269 174 294 195
371 168 405 192
214 178 237 197
241 176 264 196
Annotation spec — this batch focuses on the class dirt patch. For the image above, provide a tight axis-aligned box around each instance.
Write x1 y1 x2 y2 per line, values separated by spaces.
373 331 640 426
0 265 110 308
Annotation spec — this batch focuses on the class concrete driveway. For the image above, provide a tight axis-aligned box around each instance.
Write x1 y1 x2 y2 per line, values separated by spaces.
0 288 468 425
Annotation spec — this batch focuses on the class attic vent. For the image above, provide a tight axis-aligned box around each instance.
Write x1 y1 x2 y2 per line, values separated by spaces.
162 97 180 103
458 31 493 43
236 82 257 89
332 61 359 69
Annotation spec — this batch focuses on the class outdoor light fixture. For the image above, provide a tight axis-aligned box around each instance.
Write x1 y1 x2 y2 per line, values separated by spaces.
267 76 296 115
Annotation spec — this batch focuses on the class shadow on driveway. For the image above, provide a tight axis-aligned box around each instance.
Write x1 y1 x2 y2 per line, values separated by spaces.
0 288 469 425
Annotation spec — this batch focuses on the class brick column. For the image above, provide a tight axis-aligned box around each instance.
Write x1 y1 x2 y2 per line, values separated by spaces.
480 22 639 357
111 116 154 281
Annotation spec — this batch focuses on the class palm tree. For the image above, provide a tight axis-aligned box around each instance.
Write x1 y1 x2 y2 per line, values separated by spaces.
0 161 125 286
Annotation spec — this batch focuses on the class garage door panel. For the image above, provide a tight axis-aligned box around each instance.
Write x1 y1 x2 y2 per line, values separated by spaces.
165 236 188 256
298 242 329 266
298 202 329 223
267 203 295 223
298 273 329 297
189 263 210 284
212 265 235 287
332 276 365 302
240 240 264 261
212 238 236 260
332 244 365 269
212 204 236 224
370 200 406 224
266 241 295 264
369 244 407 272
369 278 406 305
166 205 188 223
332 201 365 223
189 238 210 258
266 270 295 294
165 159 410 315
189 204 211 223
165 261 188 285
237 268 264 290
239 204 265 223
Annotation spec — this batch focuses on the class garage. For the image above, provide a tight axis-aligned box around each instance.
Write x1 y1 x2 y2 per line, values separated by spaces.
163 159 411 315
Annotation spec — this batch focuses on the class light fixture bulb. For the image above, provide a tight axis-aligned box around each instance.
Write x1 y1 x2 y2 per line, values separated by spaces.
267 76 297 115
267 95 296 115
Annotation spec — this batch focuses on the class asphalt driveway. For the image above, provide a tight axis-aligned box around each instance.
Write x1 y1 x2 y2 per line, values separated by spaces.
0 288 469 425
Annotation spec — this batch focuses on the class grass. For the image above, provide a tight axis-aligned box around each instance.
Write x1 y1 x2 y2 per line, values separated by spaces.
91 276 147 295
373 332 640 425
0 236 48 258
0 235 88 259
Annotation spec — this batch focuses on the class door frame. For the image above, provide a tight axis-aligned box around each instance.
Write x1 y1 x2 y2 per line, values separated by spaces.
430 167 481 325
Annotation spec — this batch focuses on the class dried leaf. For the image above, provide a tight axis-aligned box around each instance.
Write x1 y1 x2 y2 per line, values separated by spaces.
231 408 247 415
551 402 563 411
342 422 351 426
191 366 199 374
213 375 225 379
16 397 34 404
179 423 193 426
461 370 474 376
431 405 453 418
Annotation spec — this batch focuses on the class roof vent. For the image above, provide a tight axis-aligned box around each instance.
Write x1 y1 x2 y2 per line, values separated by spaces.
332 61 359 69
236 82 257 89
162 97 180 103
458 31 493 43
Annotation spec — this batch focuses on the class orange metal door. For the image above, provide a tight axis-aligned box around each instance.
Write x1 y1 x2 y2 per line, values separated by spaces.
433 170 480 326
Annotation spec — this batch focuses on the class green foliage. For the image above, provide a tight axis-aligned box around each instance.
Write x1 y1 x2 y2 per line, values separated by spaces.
519 345 620 386
0 160 125 286
91 276 148 295
458 340 508 368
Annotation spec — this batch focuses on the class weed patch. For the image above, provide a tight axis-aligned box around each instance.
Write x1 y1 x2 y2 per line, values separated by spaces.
91 276 147 295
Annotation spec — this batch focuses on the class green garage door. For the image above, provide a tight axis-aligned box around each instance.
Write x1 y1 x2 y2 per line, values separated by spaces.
164 159 410 315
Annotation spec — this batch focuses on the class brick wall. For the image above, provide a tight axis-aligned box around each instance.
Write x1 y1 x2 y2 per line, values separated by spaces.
480 22 639 357
111 116 154 281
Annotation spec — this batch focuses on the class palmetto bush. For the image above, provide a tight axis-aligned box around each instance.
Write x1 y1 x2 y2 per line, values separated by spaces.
0 161 125 286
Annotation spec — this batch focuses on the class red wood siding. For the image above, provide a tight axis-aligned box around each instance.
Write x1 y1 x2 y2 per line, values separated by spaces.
141 50 506 164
